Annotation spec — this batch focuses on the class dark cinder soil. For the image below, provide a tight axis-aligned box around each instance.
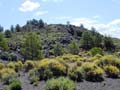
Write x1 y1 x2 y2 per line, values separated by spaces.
19 72 45 90
76 78 120 90
19 73 120 90
1 73 120 90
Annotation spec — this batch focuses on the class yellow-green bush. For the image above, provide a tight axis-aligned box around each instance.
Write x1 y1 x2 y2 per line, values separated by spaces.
77 57 88 62
76 61 82 66
38 59 67 79
7 61 23 72
14 61 23 72
24 60 36 72
0 63 5 69
92 54 103 61
46 77 75 90
60 54 80 62
0 68 16 78
7 62 15 69
80 63 104 81
68 66 83 81
78 51 89 57
59 54 87 63
95 55 120 69
103 65 120 78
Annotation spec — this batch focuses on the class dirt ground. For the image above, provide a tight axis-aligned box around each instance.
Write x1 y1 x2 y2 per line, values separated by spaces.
1 72 120 90
76 78 120 90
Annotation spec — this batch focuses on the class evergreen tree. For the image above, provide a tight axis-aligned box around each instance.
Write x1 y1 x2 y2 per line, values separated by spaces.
10 25 14 33
22 32 43 60
31 19 39 26
103 36 115 51
0 33 8 50
5 30 12 38
15 24 21 32
0 25 3 32
80 31 94 50
80 24 84 29
91 27 102 47
26 21 32 32
91 27 96 35
69 40 79 55
54 42 63 56
93 33 102 47
38 19 44 29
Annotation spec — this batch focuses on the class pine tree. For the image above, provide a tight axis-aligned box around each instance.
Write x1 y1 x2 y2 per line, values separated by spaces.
103 36 115 51
38 19 44 29
69 40 79 54
22 32 43 60
15 24 21 32
0 25 3 32
5 30 12 38
80 31 94 50
26 21 32 32
54 42 63 56
93 33 102 47
10 25 14 33
0 33 8 50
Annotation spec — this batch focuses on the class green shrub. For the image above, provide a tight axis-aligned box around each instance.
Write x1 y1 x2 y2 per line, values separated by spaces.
80 63 104 81
68 67 83 81
4 86 9 90
95 55 120 69
29 75 39 86
9 80 22 90
1 74 16 84
46 77 75 90
28 69 39 86
104 65 120 78
43 69 53 80
29 69 39 77
115 52 120 57
89 47 103 56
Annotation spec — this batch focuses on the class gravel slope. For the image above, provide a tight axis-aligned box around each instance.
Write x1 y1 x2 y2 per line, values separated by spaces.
76 78 120 90
0 74 120 90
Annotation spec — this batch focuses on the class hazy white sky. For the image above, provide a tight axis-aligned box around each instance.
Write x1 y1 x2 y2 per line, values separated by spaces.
0 0 120 38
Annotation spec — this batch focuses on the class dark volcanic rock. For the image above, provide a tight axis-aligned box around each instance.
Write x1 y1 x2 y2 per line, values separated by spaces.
57 34 73 44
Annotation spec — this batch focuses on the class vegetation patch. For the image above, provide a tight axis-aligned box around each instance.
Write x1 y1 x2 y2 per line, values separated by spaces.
103 65 120 78
46 77 75 90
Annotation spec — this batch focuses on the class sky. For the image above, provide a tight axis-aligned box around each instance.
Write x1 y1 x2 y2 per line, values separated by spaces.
0 0 120 38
